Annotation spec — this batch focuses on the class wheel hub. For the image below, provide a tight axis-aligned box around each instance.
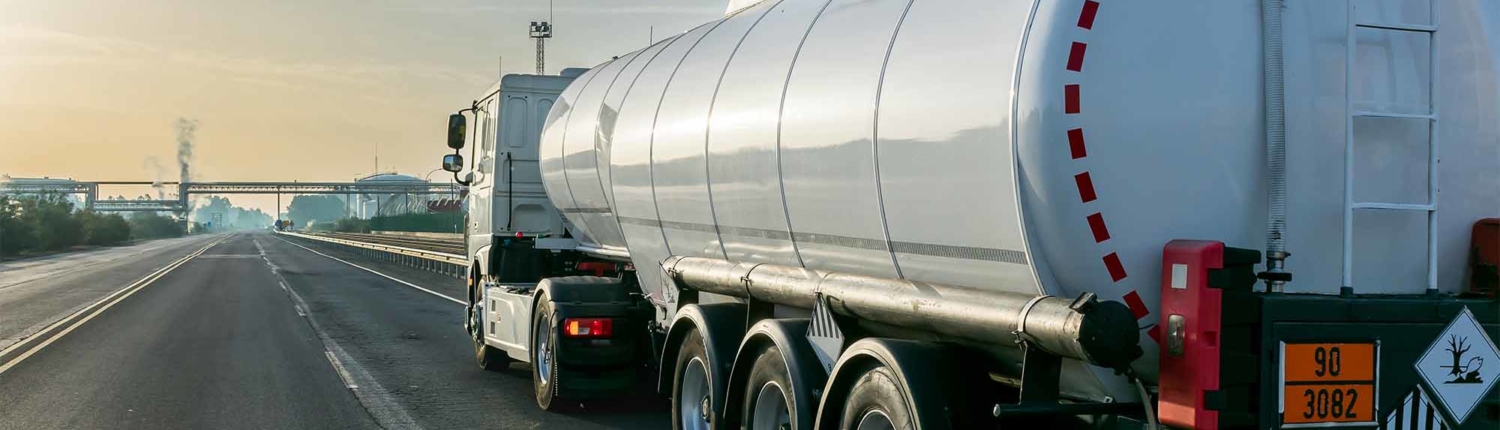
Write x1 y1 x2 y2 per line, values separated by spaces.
699 396 711 421
751 381 792 430
678 357 712 430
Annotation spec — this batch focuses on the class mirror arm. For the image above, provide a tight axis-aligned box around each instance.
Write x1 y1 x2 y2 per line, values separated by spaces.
451 151 472 186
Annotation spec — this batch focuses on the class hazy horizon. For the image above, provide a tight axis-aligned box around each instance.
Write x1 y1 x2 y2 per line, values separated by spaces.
1 0 727 217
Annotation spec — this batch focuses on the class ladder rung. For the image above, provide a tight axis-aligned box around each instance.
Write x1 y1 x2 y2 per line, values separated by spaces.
1355 22 1437 33
1352 202 1435 211
1353 111 1436 120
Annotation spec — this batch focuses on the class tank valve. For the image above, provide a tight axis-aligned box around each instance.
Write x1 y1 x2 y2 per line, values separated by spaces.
1257 250 1292 293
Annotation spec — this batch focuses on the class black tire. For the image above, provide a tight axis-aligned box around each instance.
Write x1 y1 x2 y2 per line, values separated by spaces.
531 296 564 411
672 330 715 430
470 268 509 372
741 344 803 430
839 364 914 430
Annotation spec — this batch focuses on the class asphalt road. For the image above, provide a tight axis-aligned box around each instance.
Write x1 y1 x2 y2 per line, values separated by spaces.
0 232 668 429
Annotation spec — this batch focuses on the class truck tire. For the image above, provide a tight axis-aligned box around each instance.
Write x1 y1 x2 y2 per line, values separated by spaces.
838 364 913 430
531 296 564 410
672 330 715 430
741 344 798 430
470 268 509 371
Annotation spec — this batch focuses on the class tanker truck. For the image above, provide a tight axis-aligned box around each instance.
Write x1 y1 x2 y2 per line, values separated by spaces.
439 0 1500 428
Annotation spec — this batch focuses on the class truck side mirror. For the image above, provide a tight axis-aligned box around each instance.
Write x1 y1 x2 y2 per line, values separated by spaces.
442 154 464 173
447 113 467 149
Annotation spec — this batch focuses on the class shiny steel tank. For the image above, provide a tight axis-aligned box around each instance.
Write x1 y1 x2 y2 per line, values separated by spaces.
539 0 1500 401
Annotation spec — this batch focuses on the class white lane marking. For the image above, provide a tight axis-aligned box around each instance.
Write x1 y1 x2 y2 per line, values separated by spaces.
0 235 223 353
324 350 360 389
0 236 227 375
256 234 422 429
274 237 465 306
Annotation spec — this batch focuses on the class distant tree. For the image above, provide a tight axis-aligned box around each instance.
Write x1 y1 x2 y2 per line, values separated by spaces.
334 217 370 233
0 195 37 256
26 194 82 251
77 211 131 246
286 195 349 231
192 196 273 230
129 212 185 239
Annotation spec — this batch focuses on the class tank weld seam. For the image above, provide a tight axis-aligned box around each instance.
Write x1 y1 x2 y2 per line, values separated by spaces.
555 66 607 219
558 206 613 213
702 0 785 261
868 0 918 280
774 0 837 268
594 50 654 257
649 20 732 257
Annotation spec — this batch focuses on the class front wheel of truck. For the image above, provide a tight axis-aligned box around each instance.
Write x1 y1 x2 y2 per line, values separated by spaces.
470 267 509 371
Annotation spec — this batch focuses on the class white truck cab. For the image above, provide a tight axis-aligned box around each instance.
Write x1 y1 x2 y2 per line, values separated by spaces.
442 69 654 411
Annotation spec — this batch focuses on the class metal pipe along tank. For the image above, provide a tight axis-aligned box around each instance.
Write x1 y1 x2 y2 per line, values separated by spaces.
663 256 1142 370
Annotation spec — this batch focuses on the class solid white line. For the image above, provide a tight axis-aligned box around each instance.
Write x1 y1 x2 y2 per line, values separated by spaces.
275 237 465 306
324 350 360 389
0 236 226 375
0 236 224 358
0 255 183 357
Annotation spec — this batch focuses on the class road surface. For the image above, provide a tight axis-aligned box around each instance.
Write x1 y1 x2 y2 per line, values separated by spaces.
0 232 667 429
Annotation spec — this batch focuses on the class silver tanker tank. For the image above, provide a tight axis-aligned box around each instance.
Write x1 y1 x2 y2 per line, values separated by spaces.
538 0 1500 401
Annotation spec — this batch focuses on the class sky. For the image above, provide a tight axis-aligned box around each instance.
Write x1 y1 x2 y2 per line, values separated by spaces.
0 0 727 216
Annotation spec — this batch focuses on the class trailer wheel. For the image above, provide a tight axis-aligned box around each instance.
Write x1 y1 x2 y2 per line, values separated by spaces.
531 296 564 410
742 344 798 429
673 330 715 430
839 364 912 430
470 268 509 371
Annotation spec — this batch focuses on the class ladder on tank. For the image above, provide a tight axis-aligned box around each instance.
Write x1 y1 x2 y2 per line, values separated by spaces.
1341 0 1440 295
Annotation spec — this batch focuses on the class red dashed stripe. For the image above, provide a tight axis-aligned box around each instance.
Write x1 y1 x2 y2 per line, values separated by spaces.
1066 42 1087 72
1064 84 1080 114
1148 325 1162 343
1123 290 1149 320
1078 0 1100 29
1067 128 1087 159
1073 172 1096 203
1066 1 1124 285
1104 252 1128 282
1087 213 1110 243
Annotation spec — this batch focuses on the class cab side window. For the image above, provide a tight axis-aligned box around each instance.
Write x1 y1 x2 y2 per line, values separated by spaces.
480 99 499 174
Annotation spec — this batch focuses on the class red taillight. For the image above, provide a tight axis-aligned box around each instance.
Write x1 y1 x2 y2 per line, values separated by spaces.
563 318 613 338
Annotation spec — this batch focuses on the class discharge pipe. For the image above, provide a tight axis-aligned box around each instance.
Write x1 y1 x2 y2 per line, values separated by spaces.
663 256 1142 370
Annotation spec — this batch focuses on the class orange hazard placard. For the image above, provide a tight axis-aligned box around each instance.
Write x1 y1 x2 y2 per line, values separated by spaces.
1283 343 1375 382
1282 384 1375 424
1281 342 1378 426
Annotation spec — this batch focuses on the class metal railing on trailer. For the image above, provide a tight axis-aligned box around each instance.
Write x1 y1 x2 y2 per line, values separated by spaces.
274 231 468 279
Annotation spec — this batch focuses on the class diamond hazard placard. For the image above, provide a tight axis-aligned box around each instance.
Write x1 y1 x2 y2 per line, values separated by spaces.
1413 307 1500 425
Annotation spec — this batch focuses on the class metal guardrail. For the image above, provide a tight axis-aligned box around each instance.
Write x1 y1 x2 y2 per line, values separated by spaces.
319 232 464 255
275 231 468 279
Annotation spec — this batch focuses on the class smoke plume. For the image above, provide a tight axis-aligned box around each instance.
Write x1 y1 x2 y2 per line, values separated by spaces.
176 118 198 185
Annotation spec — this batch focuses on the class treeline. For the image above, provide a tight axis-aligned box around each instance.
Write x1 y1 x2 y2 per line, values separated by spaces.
312 213 461 234
325 214 465 233
0 194 185 257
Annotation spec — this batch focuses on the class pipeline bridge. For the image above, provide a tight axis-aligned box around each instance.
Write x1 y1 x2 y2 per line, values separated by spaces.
0 181 462 212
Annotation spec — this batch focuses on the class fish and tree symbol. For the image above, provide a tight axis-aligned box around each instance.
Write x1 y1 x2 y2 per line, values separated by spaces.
1441 335 1485 384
